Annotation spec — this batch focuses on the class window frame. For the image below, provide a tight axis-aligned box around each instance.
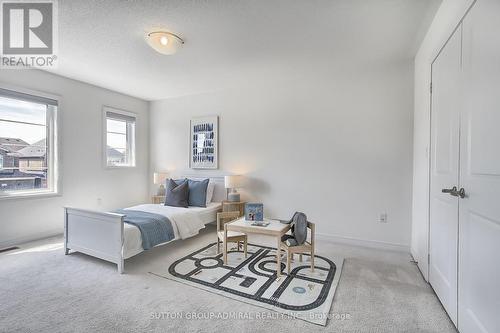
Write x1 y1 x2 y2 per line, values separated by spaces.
0 83 61 200
102 106 137 169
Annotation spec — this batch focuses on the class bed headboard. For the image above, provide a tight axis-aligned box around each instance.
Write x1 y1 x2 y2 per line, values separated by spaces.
176 175 226 203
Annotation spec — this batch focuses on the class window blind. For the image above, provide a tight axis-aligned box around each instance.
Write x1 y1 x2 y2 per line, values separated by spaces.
106 111 136 123
0 88 58 106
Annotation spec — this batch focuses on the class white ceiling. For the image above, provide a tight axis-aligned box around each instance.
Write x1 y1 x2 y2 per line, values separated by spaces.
49 0 441 101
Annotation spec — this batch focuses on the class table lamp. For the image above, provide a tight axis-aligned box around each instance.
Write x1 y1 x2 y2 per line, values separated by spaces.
225 175 244 202
153 172 169 196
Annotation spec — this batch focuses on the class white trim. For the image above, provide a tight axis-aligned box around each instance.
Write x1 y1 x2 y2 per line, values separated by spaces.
0 191 61 201
0 82 62 200
102 106 137 169
316 232 410 252
0 229 62 248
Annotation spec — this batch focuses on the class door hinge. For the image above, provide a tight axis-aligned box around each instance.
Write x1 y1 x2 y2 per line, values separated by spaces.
430 82 433 94
428 253 430 263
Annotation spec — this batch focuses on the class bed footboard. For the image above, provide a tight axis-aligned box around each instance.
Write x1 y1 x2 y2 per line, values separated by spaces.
64 207 125 273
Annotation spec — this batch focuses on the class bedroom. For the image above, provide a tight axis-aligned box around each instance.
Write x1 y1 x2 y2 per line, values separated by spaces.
0 0 499 332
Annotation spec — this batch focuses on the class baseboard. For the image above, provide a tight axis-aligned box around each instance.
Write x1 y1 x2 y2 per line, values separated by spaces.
411 248 429 281
0 229 63 248
410 247 421 263
316 233 410 252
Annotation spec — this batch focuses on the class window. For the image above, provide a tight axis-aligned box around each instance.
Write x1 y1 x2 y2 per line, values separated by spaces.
0 88 58 197
104 107 136 167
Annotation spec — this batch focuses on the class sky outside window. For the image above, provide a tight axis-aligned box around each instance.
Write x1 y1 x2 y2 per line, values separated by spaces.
0 96 47 145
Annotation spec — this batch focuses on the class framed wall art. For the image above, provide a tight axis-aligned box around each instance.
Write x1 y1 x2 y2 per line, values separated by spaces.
190 116 218 169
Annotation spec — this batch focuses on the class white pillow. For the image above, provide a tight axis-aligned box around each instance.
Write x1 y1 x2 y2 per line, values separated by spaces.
206 182 215 206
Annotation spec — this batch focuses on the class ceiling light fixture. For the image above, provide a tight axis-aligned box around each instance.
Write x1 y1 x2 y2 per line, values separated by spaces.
145 31 184 55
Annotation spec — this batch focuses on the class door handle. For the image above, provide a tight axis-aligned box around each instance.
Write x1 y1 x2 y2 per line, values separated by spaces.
442 186 458 195
441 186 466 198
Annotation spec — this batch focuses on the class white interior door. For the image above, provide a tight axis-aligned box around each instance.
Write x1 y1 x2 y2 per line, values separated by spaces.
459 1 500 332
429 25 462 326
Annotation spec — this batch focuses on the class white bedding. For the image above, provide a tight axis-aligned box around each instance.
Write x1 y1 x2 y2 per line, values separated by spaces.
122 202 221 259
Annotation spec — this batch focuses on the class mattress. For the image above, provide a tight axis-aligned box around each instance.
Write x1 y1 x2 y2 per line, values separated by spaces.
122 202 221 259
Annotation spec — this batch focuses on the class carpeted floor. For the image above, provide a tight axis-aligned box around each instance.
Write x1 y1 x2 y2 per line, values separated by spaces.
0 225 456 333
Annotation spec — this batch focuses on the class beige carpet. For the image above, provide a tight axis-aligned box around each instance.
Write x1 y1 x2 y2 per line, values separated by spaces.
0 225 456 333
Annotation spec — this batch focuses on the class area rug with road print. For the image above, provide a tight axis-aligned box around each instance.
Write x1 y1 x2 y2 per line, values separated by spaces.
150 242 344 326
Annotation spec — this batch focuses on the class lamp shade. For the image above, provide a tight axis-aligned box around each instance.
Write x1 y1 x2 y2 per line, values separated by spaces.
145 31 184 55
224 175 244 189
153 172 168 185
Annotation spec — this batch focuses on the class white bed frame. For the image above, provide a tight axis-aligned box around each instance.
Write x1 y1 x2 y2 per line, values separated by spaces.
64 176 226 273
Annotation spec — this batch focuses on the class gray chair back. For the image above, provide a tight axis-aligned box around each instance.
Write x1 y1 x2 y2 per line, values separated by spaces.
291 212 308 245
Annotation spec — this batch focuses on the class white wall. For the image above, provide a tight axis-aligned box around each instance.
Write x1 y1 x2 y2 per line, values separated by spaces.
150 62 414 250
0 70 149 247
411 0 475 280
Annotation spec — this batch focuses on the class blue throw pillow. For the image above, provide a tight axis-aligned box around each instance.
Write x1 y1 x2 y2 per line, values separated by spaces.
164 179 189 208
187 178 209 207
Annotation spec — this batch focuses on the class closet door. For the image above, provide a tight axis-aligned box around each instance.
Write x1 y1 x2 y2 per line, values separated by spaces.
429 26 462 326
459 0 500 332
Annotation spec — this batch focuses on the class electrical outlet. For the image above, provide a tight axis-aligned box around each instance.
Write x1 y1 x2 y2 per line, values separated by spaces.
97 198 102 205
378 213 388 223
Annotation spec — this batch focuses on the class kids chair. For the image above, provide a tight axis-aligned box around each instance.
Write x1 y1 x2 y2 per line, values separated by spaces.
216 211 247 257
280 212 315 274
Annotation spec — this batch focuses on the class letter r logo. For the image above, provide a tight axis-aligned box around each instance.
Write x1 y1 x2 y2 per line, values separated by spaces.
2 2 53 54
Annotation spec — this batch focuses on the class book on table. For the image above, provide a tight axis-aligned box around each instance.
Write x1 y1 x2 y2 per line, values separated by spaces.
250 221 270 227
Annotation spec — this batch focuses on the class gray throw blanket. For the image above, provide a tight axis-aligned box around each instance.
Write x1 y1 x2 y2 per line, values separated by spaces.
115 209 175 250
